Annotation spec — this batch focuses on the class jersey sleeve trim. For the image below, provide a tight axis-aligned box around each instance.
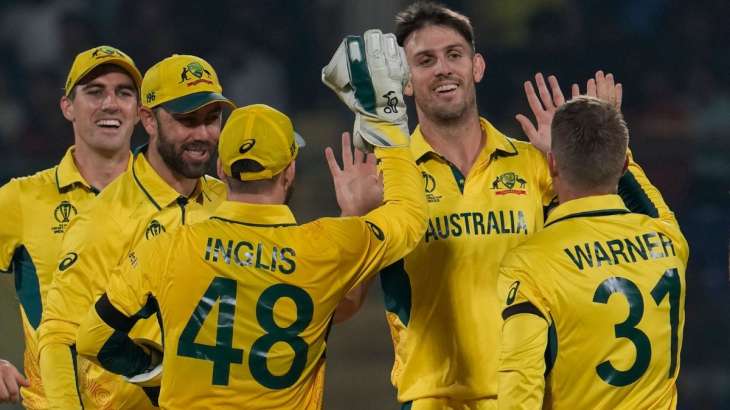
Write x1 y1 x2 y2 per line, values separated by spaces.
95 293 157 332
544 209 629 228
502 301 546 321
618 171 659 217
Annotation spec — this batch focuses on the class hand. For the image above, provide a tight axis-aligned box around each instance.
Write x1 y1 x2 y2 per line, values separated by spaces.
325 132 383 217
515 72 566 154
0 359 29 403
322 29 410 151
571 70 623 111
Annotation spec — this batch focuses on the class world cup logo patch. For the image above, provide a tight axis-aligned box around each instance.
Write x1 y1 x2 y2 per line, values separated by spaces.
52 201 78 234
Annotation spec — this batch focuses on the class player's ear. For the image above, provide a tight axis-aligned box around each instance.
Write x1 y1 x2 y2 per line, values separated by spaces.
216 158 225 181
139 107 157 137
622 155 629 174
404 79 414 97
547 151 558 178
281 161 295 190
473 52 486 83
60 95 74 121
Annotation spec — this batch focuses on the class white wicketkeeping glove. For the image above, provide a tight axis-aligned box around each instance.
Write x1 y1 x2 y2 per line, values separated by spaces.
322 29 410 152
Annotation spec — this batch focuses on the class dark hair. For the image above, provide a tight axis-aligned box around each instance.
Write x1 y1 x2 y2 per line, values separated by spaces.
230 159 265 178
551 96 629 190
225 159 277 193
395 1 475 50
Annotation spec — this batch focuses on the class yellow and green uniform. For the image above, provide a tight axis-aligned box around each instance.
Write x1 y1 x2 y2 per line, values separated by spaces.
38 146 225 410
379 118 553 409
497 156 688 409
0 147 122 409
74 146 427 409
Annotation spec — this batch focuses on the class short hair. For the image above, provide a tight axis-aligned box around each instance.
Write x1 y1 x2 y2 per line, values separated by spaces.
395 1 475 50
551 96 629 190
225 159 277 193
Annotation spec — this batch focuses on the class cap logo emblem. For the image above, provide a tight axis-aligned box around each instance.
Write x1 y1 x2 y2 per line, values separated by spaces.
91 46 123 60
179 62 213 86
239 139 256 154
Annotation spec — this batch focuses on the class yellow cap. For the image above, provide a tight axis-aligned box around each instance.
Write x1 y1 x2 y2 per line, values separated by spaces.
219 104 306 181
64 45 142 96
141 54 234 114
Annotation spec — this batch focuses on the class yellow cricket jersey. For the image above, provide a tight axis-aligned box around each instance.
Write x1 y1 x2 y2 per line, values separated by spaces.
379 118 553 407
38 146 225 410
497 157 688 410
0 147 119 409
74 146 427 410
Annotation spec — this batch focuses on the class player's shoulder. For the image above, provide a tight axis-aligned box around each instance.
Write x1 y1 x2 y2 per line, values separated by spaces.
84 169 139 223
5 165 58 193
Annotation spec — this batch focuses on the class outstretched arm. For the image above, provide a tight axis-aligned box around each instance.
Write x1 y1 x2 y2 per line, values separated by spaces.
326 132 383 323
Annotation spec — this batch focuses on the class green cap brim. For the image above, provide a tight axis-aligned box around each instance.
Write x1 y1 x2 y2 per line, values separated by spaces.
162 92 235 114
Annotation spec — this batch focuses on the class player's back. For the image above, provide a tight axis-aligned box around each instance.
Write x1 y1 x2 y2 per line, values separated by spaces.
153 209 393 409
505 196 688 409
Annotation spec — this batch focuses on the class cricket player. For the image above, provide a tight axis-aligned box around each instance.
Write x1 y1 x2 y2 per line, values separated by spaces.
73 31 425 410
497 95 688 409
334 4 554 409
38 54 233 409
0 45 141 408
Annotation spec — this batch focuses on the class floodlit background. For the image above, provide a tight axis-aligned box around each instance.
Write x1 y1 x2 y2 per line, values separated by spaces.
0 0 728 408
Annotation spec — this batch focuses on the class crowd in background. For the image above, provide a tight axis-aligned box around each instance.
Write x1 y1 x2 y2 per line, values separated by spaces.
0 0 726 408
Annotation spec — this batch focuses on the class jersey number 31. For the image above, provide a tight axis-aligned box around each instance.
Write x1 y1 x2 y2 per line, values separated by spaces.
593 267 681 387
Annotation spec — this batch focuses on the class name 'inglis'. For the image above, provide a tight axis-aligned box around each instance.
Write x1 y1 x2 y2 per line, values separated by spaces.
204 237 296 274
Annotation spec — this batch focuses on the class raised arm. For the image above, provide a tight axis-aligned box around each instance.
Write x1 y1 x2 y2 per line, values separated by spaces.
321 29 427 298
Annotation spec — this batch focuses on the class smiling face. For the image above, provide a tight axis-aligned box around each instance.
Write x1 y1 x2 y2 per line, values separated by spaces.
149 103 223 178
403 24 485 124
61 65 139 155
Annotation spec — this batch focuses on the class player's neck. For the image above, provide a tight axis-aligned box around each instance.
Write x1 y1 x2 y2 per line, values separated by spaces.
72 143 129 191
556 183 618 205
227 192 285 205
418 111 484 176
145 144 199 198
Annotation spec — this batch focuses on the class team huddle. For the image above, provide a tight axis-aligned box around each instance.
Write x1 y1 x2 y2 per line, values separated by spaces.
0 2 688 410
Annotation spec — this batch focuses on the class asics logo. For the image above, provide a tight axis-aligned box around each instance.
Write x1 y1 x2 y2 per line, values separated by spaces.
239 139 256 154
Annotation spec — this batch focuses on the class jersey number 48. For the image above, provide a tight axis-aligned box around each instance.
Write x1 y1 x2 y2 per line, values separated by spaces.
177 276 314 388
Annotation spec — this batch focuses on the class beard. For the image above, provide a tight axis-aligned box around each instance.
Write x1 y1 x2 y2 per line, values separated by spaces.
156 125 214 179
418 79 478 124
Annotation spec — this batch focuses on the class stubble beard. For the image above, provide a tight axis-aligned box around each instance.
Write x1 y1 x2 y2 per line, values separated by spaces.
156 124 212 179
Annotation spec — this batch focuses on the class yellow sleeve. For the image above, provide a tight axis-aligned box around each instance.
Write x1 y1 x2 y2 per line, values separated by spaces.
496 256 552 410
0 179 22 271
619 150 676 225
528 143 555 207
76 236 165 377
316 146 427 291
38 210 125 409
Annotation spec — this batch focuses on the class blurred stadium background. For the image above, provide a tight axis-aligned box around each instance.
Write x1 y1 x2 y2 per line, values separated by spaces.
0 0 727 408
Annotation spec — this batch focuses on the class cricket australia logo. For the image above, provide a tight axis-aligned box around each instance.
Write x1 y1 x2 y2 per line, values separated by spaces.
422 171 441 203
52 201 78 234
145 219 166 239
179 62 213 86
146 91 156 104
383 91 399 114
91 46 125 60
491 172 527 196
